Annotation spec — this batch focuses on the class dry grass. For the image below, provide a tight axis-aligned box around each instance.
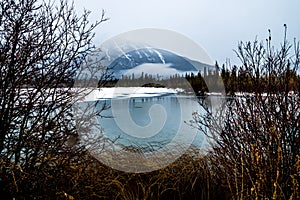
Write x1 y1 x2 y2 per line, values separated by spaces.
64 145 228 200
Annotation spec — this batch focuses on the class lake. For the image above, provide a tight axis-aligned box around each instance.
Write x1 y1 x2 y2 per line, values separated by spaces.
75 90 224 172
95 94 206 151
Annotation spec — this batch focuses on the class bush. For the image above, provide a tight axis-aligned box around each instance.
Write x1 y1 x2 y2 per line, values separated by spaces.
192 27 300 199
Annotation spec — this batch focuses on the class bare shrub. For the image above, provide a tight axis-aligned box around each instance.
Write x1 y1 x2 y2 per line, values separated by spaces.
192 26 300 199
0 0 109 198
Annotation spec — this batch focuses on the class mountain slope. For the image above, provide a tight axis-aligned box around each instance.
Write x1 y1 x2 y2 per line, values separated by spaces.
108 48 213 76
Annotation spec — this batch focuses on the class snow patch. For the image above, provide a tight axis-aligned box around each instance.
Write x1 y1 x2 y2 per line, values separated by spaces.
153 49 166 64
82 87 180 101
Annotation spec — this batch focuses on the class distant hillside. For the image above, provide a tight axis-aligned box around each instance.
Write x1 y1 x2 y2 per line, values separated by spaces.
107 48 214 78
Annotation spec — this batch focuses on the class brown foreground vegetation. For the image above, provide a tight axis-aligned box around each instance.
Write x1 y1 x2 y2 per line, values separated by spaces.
0 145 230 199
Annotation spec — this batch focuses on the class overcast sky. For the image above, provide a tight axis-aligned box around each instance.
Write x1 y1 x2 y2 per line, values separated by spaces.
73 0 300 65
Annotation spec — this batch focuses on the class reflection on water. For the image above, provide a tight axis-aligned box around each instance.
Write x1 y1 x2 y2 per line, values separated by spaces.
96 95 205 151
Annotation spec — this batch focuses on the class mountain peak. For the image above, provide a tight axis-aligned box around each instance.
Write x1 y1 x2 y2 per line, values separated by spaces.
108 48 213 77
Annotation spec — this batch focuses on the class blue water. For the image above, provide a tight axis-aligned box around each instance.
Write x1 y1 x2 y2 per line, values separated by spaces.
95 95 205 151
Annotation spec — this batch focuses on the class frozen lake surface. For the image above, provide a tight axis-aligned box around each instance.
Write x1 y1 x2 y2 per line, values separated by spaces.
90 87 206 151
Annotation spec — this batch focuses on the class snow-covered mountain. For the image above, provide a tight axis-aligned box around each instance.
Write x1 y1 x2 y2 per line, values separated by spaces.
107 48 214 78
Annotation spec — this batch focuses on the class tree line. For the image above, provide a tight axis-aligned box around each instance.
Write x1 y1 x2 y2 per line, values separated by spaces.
104 62 300 95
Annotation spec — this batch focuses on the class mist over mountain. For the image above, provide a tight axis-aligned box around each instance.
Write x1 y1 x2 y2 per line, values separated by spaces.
107 48 214 78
